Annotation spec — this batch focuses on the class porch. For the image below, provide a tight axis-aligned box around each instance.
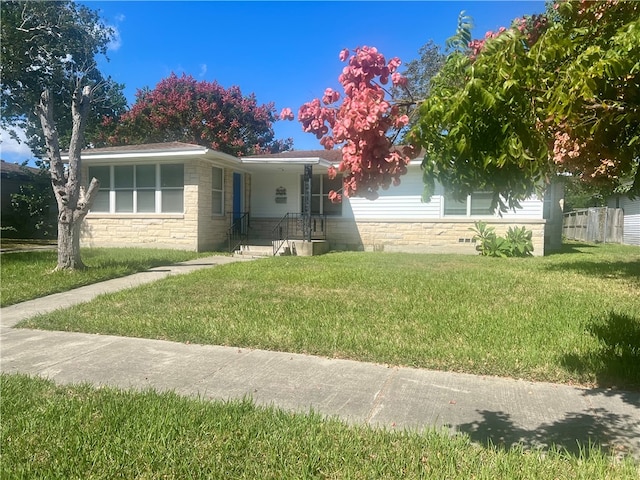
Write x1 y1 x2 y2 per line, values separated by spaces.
227 211 330 257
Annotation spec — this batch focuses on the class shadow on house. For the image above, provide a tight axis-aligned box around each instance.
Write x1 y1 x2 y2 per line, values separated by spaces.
457 406 640 459
561 312 640 391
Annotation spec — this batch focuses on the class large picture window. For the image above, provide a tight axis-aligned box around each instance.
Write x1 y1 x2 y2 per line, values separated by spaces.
300 173 342 216
443 192 494 217
88 164 184 214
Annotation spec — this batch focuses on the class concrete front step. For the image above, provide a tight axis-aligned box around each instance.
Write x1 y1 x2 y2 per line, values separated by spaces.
233 244 274 258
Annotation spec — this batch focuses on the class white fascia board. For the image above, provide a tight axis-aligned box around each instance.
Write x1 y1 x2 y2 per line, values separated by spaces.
241 157 322 165
63 149 208 161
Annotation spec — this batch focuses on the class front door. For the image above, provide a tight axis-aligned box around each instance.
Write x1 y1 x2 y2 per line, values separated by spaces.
232 172 243 233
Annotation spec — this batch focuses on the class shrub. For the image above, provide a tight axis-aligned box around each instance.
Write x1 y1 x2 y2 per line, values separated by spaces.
470 221 533 257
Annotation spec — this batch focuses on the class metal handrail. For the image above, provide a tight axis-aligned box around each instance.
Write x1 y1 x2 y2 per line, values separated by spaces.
271 213 327 256
228 212 249 253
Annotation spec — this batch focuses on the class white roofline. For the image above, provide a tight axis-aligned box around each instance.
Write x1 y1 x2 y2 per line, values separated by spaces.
241 157 334 168
62 147 242 165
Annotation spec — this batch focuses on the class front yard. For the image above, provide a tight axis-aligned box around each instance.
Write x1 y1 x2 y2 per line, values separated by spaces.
3 242 639 476
13 242 640 390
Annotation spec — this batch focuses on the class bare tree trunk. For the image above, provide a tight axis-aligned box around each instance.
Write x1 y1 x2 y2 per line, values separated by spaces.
36 85 100 271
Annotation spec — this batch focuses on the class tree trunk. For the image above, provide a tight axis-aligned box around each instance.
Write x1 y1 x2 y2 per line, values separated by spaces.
57 208 85 270
36 85 99 271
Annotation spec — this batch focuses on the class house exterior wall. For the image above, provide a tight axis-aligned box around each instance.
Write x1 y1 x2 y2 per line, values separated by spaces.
80 160 201 250
326 217 546 255
80 158 249 252
248 164 551 255
609 196 640 246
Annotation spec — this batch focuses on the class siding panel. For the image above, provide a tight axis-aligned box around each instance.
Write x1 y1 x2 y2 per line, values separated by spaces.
621 197 640 246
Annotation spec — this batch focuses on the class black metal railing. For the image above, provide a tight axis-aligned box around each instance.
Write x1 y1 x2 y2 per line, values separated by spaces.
227 212 249 253
271 213 327 256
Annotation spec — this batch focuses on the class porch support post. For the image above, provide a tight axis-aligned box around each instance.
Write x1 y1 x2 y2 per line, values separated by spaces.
303 164 312 242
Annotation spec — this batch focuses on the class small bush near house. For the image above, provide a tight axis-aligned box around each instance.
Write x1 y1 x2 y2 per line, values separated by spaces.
470 221 534 257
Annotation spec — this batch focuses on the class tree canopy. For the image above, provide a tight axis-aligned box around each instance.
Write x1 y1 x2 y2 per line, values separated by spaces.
408 1 640 211
1 0 126 157
1 0 122 269
99 73 292 157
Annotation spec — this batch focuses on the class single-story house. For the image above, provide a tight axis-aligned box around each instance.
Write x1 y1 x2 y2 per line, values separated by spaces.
73 142 564 255
608 194 640 246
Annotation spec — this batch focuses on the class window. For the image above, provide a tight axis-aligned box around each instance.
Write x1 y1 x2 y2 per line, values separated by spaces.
88 164 184 214
88 166 110 212
160 164 184 213
443 192 467 216
211 167 224 216
300 173 342 216
443 191 495 217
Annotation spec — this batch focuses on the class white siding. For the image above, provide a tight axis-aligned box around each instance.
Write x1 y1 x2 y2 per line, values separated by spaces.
250 172 300 218
344 170 442 219
621 196 640 246
345 165 543 220
500 196 544 219
250 164 545 221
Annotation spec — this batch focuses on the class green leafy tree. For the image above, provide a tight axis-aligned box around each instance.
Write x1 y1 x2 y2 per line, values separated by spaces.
393 40 446 136
409 1 640 212
1 1 125 269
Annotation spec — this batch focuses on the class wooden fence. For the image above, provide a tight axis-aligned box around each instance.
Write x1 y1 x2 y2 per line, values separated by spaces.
562 207 623 243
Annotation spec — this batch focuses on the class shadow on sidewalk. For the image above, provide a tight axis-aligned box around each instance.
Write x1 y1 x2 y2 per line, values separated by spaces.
458 406 639 458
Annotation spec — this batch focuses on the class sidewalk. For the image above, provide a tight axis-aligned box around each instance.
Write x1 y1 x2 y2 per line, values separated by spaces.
1 256 639 459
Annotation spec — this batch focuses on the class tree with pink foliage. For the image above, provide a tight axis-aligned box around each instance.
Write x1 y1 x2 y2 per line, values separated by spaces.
284 46 415 201
100 73 292 156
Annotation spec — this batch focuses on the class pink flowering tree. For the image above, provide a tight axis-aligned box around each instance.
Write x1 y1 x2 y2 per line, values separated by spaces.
283 46 417 201
99 73 292 156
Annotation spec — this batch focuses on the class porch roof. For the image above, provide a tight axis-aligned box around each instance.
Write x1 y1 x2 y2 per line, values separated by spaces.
241 149 341 169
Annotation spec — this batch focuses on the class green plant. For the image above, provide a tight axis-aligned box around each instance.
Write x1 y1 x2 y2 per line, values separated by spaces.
505 225 534 257
470 221 534 257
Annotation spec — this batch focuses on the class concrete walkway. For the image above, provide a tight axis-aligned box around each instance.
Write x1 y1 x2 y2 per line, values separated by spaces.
1 255 639 459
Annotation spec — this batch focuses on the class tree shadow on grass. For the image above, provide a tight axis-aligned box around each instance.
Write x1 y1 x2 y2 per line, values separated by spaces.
545 258 640 283
545 242 598 256
561 312 640 393
458 406 640 459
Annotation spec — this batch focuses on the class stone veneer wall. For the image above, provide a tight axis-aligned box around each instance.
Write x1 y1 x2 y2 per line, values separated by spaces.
327 218 547 256
81 161 200 251
248 217 546 256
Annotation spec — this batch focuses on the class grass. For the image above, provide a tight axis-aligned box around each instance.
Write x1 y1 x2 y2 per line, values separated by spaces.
2 374 637 479
18 242 640 390
0 247 211 307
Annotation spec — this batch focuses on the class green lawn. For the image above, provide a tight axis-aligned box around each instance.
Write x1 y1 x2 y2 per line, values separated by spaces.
2 374 637 479
0 248 210 307
18 242 640 390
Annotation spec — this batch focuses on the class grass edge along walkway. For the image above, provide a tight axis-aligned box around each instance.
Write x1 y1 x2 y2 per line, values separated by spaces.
2 373 638 479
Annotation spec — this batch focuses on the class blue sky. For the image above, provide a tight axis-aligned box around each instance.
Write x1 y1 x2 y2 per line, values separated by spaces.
1 0 545 163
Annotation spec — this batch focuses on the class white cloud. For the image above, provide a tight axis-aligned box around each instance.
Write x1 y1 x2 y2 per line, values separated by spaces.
199 64 208 78
0 128 36 163
107 24 122 51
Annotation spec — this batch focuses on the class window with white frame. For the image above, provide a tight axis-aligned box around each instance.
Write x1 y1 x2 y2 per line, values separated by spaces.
88 164 184 214
300 173 342 216
211 166 224 216
443 191 494 216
